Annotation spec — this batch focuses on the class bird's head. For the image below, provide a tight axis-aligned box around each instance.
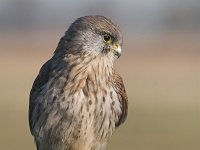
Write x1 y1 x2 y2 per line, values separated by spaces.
58 16 123 60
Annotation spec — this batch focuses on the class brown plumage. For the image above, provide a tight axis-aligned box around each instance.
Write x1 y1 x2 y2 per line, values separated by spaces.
29 16 128 150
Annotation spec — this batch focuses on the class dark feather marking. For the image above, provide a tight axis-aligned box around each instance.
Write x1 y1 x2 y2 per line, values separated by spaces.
100 110 103 116
101 130 105 139
85 76 90 91
60 89 64 94
110 91 113 99
98 113 106 133
71 97 74 104
111 101 115 106
80 104 83 113
102 96 106 102
83 86 89 97
89 100 92 105
103 88 107 95
108 119 112 128
94 93 98 104
97 63 100 76
61 96 65 102
53 96 57 103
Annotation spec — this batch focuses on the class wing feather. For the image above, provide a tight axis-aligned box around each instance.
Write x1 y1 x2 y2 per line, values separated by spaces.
112 71 128 127
29 59 52 134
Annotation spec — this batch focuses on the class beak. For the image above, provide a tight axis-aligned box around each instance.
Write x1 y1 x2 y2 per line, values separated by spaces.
111 43 121 58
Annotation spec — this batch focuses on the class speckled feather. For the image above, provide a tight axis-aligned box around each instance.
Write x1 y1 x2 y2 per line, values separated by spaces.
29 16 128 150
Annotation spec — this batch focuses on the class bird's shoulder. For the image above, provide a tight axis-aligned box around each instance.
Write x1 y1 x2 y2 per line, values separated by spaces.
30 59 53 100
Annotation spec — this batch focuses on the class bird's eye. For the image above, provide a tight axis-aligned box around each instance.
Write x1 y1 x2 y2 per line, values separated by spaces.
103 34 112 43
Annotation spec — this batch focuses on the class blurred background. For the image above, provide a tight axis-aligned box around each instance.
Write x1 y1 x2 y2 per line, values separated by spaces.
0 0 200 150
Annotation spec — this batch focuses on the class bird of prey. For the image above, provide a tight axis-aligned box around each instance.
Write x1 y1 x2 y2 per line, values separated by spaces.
29 15 128 150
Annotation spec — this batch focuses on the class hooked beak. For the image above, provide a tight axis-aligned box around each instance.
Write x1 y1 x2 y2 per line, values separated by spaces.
111 43 121 58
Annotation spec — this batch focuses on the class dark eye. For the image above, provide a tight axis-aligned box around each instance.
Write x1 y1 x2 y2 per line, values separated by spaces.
103 34 112 43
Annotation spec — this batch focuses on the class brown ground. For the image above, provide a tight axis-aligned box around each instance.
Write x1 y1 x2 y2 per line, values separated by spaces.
0 30 200 150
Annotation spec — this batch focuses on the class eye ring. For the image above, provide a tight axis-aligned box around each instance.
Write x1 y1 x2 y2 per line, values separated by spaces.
103 34 112 43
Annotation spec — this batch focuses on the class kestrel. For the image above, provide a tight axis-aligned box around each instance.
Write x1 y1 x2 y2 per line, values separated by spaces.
29 16 128 150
